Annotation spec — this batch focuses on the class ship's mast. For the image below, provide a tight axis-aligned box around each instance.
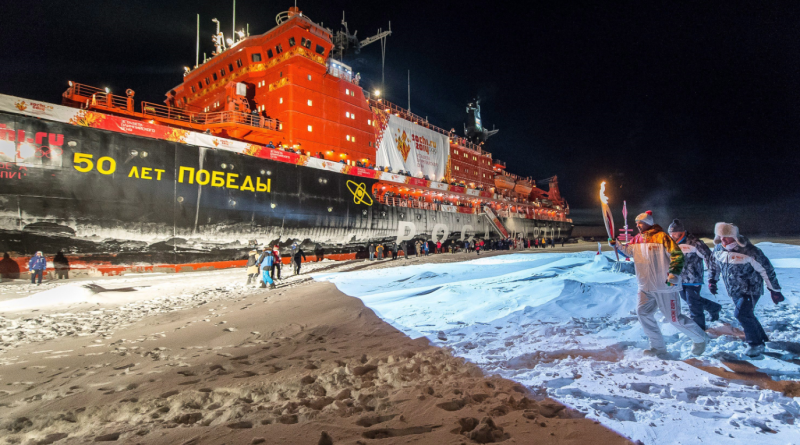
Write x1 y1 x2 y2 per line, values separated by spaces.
195 14 200 68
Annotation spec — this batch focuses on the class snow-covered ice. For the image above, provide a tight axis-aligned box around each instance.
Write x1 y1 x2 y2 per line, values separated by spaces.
316 244 800 444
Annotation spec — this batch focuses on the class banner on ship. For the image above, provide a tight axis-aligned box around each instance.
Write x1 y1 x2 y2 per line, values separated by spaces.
373 110 450 182
0 94 262 159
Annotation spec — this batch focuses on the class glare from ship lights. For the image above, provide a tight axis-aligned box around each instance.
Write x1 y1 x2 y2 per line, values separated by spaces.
374 90 381 97
104 87 110 93
68 81 73 87
270 203 276 208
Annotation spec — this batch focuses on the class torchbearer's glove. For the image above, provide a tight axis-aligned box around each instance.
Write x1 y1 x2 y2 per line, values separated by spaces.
770 290 785 305
667 273 680 286
708 280 718 295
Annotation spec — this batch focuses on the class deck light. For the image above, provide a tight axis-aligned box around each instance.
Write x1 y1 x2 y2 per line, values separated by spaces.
104 87 110 93
374 90 380 97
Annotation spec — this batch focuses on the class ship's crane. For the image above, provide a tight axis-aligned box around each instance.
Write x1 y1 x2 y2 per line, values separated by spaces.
330 12 391 61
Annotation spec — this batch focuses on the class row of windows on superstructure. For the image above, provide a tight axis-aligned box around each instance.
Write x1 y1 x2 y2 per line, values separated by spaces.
190 59 245 94
188 36 327 95
253 36 325 64
452 148 485 162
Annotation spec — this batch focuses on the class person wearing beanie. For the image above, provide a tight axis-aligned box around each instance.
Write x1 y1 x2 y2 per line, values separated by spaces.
667 219 722 331
708 222 784 357
610 210 707 358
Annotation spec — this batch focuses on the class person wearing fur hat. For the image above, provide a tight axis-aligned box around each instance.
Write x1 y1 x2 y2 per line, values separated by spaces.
708 222 784 357
610 210 707 358
667 219 722 331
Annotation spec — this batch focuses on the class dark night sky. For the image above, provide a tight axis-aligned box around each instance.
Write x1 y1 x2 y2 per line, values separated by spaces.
2 1 799 233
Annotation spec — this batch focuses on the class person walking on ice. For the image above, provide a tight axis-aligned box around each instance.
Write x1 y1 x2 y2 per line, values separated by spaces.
709 222 784 357
610 210 707 358
667 219 722 331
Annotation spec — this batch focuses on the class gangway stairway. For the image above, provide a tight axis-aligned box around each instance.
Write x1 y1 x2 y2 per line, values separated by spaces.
483 207 510 238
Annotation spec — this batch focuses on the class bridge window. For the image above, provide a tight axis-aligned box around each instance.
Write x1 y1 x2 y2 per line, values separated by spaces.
279 97 283 104
346 135 350 141
197 82 203 90
307 99 312 106
191 85 196 93
346 112 350 118
251 53 262 62
205 77 210 86
301 37 311 49
229 63 234 72
220 68 226 76
315 44 325 55
289 37 296 47
276 44 283 54
212 73 218 81
236 59 243 68
307 125 312 132
267 49 274 59
368 119 372 125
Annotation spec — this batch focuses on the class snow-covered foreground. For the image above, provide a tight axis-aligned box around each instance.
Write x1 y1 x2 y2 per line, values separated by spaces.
316 243 800 444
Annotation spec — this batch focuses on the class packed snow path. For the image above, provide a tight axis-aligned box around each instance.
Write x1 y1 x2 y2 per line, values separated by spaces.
316 243 800 444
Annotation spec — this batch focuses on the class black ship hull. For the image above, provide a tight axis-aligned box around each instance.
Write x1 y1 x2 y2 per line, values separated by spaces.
0 112 572 275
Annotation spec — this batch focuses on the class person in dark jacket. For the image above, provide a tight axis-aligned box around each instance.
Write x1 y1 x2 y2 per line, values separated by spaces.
292 246 307 275
28 251 47 285
0 252 21 280
53 251 70 279
271 245 282 281
246 249 259 285
390 242 398 260
369 243 376 261
668 219 722 331
709 222 784 357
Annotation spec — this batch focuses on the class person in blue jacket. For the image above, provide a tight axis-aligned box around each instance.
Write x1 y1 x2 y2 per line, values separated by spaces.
28 251 47 285
258 246 275 289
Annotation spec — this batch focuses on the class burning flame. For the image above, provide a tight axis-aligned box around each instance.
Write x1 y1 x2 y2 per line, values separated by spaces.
599 181 609 204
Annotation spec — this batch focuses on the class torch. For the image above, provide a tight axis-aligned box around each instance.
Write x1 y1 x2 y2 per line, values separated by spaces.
599 182 619 261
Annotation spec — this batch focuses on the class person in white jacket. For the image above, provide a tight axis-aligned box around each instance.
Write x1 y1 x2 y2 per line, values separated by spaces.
610 210 707 358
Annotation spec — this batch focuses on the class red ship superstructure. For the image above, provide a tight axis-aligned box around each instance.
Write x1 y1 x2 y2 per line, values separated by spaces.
48 6 571 266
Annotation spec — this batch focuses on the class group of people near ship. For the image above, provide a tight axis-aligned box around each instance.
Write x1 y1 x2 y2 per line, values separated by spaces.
246 242 306 289
609 210 784 359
